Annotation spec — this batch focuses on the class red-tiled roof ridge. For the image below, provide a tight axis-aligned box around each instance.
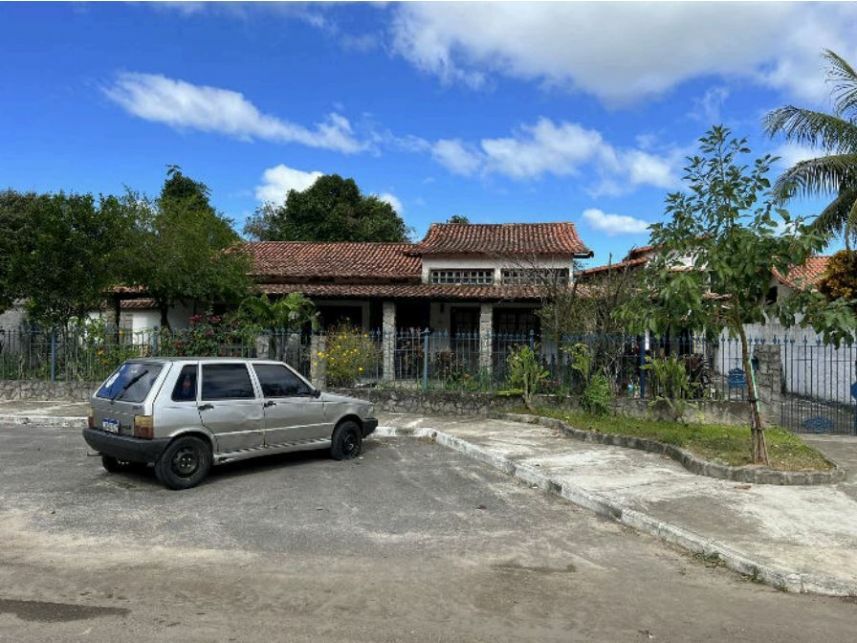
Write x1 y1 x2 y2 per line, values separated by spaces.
246 240 421 280
412 222 592 257
773 255 831 290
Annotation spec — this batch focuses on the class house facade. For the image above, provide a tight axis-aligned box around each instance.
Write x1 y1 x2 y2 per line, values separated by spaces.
116 222 593 339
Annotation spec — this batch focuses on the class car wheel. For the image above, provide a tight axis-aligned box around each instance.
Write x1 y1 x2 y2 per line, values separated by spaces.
101 454 134 473
154 436 212 490
331 420 362 461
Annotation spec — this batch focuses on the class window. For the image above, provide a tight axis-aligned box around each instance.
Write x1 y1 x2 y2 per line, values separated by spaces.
253 363 312 397
171 364 198 402
501 268 570 285
429 269 494 285
97 362 164 403
495 310 539 335
201 363 256 400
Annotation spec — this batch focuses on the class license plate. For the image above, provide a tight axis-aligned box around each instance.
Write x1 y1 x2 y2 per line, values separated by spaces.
102 419 119 434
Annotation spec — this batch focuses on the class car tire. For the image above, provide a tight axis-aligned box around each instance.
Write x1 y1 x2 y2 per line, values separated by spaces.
154 436 212 490
331 420 362 461
101 454 134 473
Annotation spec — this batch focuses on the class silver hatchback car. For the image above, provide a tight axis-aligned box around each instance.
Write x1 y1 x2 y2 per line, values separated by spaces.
83 357 377 490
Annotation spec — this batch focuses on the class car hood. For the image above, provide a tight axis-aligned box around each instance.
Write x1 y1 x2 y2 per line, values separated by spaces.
318 392 368 406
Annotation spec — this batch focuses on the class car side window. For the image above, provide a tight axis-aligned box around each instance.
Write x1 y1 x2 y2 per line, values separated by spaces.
201 363 256 401
171 364 198 402
253 363 312 398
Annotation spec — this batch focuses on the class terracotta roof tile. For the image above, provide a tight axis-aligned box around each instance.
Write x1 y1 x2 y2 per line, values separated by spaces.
246 241 421 280
256 282 576 302
413 222 592 257
773 256 831 290
578 256 649 279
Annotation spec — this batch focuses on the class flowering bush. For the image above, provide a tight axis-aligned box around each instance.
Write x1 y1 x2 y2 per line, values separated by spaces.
159 311 255 357
319 324 379 387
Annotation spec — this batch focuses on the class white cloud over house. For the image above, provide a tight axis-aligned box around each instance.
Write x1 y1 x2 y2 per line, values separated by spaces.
582 208 651 236
105 72 365 153
390 3 857 106
255 165 324 203
376 192 403 213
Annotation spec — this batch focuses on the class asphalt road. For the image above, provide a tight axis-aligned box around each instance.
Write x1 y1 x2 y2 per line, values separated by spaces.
0 423 856 642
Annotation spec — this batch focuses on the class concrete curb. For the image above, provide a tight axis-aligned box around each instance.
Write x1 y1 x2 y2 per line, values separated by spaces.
501 413 846 486
375 424 857 597
0 415 86 429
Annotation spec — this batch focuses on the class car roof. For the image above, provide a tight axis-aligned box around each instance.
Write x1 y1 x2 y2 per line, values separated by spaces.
126 357 286 363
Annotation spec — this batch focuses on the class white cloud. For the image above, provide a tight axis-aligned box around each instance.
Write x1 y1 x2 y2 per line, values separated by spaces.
427 117 680 192
774 143 820 169
432 139 482 176
691 86 730 123
255 165 323 203
105 72 365 153
390 3 857 105
376 192 403 213
582 208 651 236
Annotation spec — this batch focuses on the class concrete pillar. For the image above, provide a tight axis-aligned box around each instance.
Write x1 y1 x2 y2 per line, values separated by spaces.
310 334 327 389
382 301 396 381
479 303 493 375
255 334 271 360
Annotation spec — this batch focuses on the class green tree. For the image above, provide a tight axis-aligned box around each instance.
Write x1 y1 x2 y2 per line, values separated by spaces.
244 174 409 242
617 126 855 465
447 214 469 224
765 50 857 248
127 169 251 329
0 191 136 327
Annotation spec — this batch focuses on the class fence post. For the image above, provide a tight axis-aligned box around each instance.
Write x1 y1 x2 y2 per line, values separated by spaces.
310 334 326 390
638 333 646 398
528 329 535 350
50 328 57 383
422 328 430 390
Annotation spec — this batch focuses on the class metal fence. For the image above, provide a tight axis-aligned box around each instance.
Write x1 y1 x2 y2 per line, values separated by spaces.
1 326 855 434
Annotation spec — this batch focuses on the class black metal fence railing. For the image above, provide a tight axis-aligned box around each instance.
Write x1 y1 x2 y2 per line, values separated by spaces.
1 326 854 434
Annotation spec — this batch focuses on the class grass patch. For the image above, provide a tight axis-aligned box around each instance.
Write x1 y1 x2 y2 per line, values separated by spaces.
518 406 833 472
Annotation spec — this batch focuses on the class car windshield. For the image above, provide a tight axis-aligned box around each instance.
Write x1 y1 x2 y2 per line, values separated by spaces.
96 362 164 403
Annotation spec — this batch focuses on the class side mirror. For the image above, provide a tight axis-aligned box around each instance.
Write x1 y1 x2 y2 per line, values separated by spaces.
312 388 322 398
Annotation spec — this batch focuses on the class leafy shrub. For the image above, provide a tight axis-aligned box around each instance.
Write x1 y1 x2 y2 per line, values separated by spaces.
581 373 612 415
159 311 254 357
506 345 549 410
643 355 693 421
320 324 378 387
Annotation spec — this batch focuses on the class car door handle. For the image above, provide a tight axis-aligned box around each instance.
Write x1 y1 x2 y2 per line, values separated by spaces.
198 404 214 411
264 400 277 408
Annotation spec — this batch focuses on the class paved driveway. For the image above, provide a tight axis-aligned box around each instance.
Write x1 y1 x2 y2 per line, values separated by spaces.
1 423 856 641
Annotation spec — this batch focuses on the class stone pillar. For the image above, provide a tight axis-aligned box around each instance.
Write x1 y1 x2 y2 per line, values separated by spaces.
310 334 326 389
255 334 271 359
752 344 783 424
479 303 493 375
382 301 396 381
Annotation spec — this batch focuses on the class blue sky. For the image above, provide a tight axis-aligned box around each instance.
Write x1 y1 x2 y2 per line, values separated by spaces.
1 2 854 267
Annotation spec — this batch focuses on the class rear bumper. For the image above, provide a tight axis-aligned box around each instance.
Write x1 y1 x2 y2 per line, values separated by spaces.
362 417 378 437
83 427 170 464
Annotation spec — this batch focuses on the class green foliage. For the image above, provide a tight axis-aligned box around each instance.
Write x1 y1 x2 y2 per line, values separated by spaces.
0 190 136 327
238 293 318 332
818 249 857 306
581 373 612 416
320 324 378 388
446 214 469 224
764 50 857 247
566 342 592 381
159 311 255 357
126 168 251 328
643 355 693 422
506 345 549 410
244 174 410 242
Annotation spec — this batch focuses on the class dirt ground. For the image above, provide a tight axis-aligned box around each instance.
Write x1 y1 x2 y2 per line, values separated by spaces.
1 423 856 642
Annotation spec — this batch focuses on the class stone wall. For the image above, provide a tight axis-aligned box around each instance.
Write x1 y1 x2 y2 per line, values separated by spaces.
0 380 97 401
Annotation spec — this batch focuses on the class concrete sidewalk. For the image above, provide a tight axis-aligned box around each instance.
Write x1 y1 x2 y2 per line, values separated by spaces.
4 400 857 595
377 412 857 596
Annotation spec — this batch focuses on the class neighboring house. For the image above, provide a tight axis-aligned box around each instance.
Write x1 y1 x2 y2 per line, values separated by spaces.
115 221 593 338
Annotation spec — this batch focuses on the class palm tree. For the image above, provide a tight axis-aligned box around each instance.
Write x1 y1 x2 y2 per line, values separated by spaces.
239 293 318 360
765 50 857 249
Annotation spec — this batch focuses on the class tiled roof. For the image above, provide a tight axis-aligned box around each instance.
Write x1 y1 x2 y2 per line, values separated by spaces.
246 241 421 280
120 298 157 310
773 256 831 290
256 282 578 302
413 222 592 257
578 256 649 279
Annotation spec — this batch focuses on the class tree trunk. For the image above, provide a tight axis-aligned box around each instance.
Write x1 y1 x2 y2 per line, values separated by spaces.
159 304 171 332
738 326 768 465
